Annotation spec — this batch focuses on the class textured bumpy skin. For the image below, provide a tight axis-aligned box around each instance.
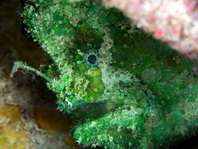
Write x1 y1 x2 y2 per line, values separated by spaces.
15 0 198 148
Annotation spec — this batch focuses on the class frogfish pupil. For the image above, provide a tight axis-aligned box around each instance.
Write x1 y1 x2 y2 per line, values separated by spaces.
88 55 97 64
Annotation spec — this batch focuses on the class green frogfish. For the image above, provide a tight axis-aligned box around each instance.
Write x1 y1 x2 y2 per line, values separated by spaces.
12 0 198 148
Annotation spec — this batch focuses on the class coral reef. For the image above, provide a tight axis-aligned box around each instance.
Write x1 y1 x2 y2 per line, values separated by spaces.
12 0 198 148
0 51 79 149
0 0 79 148
103 0 198 60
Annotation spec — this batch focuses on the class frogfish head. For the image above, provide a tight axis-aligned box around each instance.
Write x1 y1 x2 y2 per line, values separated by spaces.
22 0 194 111
23 0 152 110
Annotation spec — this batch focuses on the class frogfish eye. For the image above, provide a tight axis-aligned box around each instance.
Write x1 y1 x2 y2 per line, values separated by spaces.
87 55 97 64
84 50 99 67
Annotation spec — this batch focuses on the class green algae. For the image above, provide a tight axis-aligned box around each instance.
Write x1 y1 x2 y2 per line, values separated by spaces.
12 0 198 148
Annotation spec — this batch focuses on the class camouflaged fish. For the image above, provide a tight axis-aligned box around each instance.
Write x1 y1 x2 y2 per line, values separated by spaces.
12 0 198 148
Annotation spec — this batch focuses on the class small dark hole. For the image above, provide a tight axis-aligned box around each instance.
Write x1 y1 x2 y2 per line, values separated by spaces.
88 55 97 64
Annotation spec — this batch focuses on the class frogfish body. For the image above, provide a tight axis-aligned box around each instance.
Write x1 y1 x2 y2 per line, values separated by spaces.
13 0 198 148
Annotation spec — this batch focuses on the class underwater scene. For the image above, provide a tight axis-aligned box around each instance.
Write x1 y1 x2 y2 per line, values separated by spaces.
0 0 198 148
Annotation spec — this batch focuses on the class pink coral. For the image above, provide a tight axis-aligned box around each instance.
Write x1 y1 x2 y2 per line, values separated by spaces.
103 0 198 60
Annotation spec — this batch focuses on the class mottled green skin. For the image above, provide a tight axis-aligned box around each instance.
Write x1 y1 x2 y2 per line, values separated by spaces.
19 0 198 148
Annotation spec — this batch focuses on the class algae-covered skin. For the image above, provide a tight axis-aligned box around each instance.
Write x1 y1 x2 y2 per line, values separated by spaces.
13 0 198 148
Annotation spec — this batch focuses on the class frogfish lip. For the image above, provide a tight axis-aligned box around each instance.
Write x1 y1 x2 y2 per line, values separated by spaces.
68 102 120 122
